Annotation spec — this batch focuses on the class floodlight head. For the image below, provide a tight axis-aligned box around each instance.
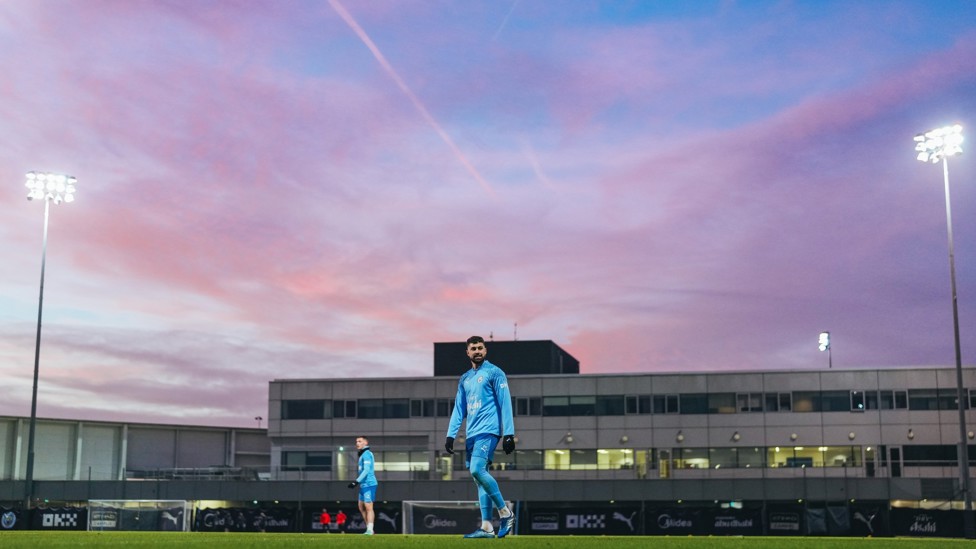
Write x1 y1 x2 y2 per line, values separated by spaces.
25 171 77 204
818 331 830 352
914 124 964 164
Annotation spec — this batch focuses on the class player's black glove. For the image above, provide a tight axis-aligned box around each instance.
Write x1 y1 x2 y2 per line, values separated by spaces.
445 436 455 455
503 435 516 455
347 481 359 489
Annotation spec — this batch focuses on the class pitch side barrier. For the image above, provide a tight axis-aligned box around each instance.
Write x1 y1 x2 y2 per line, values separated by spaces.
0 501 969 537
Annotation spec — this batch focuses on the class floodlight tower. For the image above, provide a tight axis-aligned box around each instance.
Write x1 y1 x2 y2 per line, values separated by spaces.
23 171 77 509
914 124 972 539
818 331 832 368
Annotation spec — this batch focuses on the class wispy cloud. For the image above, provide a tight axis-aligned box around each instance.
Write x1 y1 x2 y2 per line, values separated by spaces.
328 0 494 195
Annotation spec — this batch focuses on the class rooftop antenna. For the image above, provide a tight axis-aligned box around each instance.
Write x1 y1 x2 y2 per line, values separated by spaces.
514 322 518 341
489 331 493 341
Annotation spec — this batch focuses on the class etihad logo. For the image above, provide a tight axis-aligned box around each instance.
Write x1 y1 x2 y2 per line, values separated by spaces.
909 513 937 534
714 516 753 528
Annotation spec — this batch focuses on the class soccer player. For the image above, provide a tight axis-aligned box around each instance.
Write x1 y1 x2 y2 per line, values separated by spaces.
318 507 331 533
348 435 378 535
445 335 517 538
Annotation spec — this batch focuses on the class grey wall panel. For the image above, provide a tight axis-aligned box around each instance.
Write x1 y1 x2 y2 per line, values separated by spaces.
177 430 228 468
127 428 177 470
79 425 120 481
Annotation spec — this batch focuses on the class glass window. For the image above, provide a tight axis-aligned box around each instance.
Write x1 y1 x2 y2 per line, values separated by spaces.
305 452 332 471
710 448 737 468
739 447 765 468
384 399 409 418
597 448 635 470
333 400 357 418
739 393 763 412
907 389 960 411
357 399 383 419
708 393 737 414
569 395 596 416
529 397 542 416
543 396 570 416
376 451 410 471
673 447 709 469
570 449 598 470
902 444 957 467
451 450 469 470
680 394 708 415
865 391 879 410
793 392 817 412
625 395 638 414
766 445 862 468
654 394 679 414
282 451 332 471
823 446 862 467
514 449 543 470
597 395 625 416
411 399 435 417
437 399 453 417
544 449 570 470
851 391 865 412
821 391 850 412
765 393 779 412
638 395 651 414
779 393 792 411
283 399 328 420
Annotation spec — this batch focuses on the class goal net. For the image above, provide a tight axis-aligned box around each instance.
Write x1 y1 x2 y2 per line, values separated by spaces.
402 500 513 535
87 500 190 532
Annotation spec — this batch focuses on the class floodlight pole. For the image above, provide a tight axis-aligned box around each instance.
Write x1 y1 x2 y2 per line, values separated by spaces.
22 171 76 510
24 197 51 509
915 125 972 538
941 154 973 539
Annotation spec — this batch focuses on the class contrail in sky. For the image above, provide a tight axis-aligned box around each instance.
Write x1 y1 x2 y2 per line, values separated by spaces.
492 1 521 42
521 140 558 191
328 0 495 196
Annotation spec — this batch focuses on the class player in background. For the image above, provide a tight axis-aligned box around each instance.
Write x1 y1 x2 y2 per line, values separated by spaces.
318 508 331 533
445 335 517 538
348 435 378 535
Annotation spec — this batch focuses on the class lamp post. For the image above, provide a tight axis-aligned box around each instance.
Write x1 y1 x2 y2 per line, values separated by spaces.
914 124 972 538
23 171 76 509
818 331 832 368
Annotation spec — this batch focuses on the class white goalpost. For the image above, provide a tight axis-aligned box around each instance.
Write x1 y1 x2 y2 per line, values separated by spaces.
402 500 514 535
87 500 190 532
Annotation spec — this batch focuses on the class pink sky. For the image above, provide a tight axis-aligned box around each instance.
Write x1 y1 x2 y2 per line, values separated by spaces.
0 1 974 428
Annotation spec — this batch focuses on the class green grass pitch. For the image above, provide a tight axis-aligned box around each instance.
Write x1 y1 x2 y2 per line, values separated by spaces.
0 533 971 548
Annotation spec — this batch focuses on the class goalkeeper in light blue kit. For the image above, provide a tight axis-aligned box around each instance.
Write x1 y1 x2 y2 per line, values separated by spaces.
445 335 517 538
